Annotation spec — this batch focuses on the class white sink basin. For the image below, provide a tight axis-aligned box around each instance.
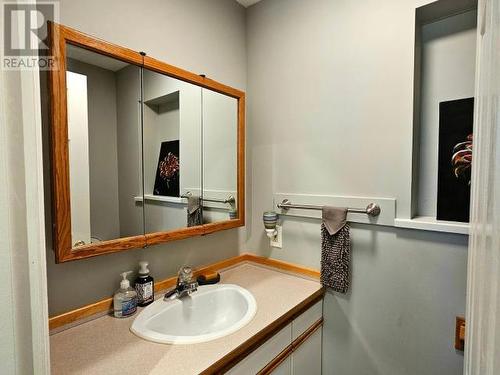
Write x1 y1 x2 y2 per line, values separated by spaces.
130 284 257 344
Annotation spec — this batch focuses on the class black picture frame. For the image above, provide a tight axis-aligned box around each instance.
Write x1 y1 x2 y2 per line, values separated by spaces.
153 140 180 197
436 97 474 223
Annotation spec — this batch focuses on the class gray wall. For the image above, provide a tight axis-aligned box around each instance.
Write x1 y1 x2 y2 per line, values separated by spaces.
245 0 468 374
44 0 246 316
116 65 144 238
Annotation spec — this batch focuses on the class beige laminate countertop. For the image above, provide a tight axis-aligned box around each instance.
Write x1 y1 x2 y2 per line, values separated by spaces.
50 262 322 375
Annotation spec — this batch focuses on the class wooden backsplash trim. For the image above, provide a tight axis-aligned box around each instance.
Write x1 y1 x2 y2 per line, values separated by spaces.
49 253 320 331
244 253 321 279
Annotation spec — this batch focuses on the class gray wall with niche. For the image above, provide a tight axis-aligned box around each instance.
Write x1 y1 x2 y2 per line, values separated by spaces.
416 9 477 218
42 0 247 316
245 0 468 374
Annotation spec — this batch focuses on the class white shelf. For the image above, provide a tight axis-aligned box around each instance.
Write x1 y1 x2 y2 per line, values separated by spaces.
134 194 185 204
272 193 468 234
394 216 469 235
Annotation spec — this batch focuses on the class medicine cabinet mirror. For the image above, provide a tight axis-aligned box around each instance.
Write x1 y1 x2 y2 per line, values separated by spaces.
48 22 245 262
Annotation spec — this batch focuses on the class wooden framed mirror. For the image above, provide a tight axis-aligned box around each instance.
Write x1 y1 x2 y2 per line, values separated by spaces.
48 22 245 262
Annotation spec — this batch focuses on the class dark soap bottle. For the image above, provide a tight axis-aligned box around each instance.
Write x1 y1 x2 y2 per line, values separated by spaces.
135 261 154 307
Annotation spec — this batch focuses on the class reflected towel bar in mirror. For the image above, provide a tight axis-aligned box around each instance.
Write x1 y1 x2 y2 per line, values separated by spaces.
277 199 381 217
181 193 236 205
204 196 236 204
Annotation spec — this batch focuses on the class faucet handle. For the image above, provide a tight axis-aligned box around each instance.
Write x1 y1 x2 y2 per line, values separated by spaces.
164 265 198 301
178 265 194 284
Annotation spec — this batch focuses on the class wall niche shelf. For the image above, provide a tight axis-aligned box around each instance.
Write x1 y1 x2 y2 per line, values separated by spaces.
394 217 468 235
407 0 477 235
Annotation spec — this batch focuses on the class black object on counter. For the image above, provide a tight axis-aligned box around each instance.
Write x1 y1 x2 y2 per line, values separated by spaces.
197 272 221 286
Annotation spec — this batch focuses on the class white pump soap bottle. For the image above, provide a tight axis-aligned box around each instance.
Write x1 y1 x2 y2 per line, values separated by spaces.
113 271 138 318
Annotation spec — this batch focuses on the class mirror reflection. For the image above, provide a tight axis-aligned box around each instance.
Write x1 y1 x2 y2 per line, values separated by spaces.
65 45 240 247
142 69 202 233
202 89 238 224
66 44 143 247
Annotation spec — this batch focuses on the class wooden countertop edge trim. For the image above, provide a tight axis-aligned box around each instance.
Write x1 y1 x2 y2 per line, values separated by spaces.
258 318 324 375
200 288 325 374
48 253 321 331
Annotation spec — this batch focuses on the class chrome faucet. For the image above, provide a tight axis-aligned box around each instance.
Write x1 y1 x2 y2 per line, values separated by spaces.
164 265 198 300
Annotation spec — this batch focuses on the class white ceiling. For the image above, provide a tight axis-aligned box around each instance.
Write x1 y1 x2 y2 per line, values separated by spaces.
67 44 128 72
235 0 263 8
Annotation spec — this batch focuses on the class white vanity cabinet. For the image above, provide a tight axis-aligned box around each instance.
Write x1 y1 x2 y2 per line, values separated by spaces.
49 263 324 375
289 327 322 375
270 356 291 375
267 327 322 375
227 300 323 375
227 324 293 374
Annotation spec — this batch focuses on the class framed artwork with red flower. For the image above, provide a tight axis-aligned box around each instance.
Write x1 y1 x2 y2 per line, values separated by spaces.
437 97 474 223
153 140 180 197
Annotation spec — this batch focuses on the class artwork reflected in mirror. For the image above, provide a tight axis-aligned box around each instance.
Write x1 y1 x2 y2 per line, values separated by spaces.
202 89 238 224
142 69 202 233
154 140 180 197
436 97 474 223
65 44 143 248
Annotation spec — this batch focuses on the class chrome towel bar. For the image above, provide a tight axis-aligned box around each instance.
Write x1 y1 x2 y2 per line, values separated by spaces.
277 199 381 217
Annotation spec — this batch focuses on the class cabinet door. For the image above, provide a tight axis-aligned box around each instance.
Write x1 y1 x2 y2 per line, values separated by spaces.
292 328 322 375
227 324 292 375
202 89 239 224
270 356 291 375
142 69 202 234
292 301 323 340
65 44 144 247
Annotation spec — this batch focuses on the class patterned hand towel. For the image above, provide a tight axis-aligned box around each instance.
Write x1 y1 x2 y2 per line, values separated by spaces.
321 206 350 293
187 195 203 227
